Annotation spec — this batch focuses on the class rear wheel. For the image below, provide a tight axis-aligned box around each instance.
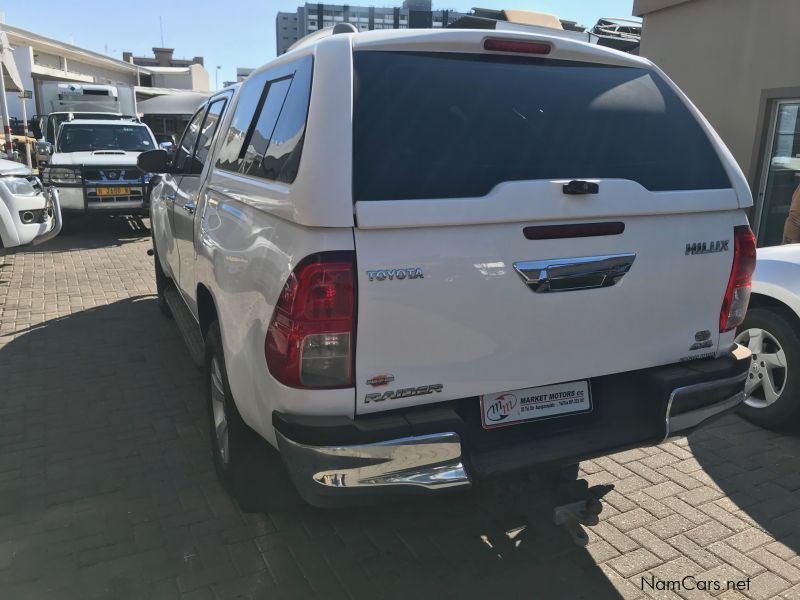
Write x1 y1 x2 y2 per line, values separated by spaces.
205 322 264 511
152 242 172 319
735 307 800 430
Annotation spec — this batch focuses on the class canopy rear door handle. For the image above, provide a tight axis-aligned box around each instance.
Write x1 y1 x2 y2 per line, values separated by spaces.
513 253 636 293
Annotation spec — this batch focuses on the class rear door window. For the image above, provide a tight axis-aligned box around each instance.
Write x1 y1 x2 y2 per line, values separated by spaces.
193 96 229 173
174 109 204 174
352 51 731 201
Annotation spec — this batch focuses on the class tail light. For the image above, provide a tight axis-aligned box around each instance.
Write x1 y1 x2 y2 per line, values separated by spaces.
265 252 355 388
719 225 756 333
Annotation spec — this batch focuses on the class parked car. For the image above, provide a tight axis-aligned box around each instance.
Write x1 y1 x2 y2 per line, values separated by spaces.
41 120 157 216
0 157 61 249
735 244 800 429
140 27 754 508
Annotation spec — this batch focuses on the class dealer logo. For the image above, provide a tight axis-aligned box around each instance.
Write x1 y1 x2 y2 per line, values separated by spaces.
485 393 518 423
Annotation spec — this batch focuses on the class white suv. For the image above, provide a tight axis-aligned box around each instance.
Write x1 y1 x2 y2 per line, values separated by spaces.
42 120 157 216
141 27 755 507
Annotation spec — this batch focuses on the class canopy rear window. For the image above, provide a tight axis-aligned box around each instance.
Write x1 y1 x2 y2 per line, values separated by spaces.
352 51 731 201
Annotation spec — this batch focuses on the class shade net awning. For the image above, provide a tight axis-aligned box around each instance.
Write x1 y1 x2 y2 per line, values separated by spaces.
137 91 210 116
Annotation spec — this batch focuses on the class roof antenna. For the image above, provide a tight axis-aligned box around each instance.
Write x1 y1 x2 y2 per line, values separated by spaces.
159 16 165 46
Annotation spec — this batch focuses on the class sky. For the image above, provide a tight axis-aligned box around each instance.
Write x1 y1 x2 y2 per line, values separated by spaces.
0 0 635 90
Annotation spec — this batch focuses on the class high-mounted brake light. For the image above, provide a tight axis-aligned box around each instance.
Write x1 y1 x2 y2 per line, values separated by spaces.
265 252 356 388
484 38 551 55
719 225 756 333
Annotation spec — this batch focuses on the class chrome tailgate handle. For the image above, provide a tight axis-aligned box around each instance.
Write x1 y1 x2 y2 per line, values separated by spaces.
513 253 636 293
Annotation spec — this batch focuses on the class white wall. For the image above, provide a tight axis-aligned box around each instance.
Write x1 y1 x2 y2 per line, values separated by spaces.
638 0 800 183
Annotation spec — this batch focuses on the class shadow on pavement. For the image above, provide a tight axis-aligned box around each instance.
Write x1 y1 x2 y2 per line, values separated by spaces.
689 415 800 551
0 297 621 599
7 214 150 256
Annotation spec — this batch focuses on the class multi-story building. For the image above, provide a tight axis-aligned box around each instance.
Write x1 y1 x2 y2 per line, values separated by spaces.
276 0 463 55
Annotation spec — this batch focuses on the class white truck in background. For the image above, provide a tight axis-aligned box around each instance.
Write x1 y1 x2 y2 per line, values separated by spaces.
35 82 138 167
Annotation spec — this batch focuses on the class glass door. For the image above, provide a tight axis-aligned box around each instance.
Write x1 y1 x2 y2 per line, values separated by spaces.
755 100 800 247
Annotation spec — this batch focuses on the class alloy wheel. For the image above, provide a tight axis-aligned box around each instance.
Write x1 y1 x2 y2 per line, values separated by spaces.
735 327 788 409
210 355 229 464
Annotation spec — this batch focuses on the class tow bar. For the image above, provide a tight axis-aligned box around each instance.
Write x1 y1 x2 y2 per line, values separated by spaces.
552 473 614 547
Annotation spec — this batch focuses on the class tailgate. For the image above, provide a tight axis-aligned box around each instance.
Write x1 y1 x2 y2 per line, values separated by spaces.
350 49 744 415
354 198 741 414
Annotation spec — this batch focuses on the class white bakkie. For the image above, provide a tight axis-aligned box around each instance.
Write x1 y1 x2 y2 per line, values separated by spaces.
142 26 755 507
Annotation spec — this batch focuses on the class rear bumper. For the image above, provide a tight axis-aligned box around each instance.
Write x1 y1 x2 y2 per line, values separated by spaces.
274 345 750 506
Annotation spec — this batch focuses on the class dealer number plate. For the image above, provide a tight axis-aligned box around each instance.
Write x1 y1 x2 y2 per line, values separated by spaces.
96 186 130 196
480 380 592 429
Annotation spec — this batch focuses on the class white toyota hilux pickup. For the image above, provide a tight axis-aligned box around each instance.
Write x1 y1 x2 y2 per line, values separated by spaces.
141 27 755 507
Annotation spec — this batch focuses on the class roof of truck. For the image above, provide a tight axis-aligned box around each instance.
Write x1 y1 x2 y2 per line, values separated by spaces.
59 119 149 127
285 26 649 69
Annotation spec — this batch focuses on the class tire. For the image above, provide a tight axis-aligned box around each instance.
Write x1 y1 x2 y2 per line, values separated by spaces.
735 306 800 430
152 242 172 319
205 322 264 511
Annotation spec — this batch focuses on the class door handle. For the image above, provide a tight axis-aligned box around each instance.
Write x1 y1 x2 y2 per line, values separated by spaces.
513 253 636 293
183 202 196 214
165 192 177 201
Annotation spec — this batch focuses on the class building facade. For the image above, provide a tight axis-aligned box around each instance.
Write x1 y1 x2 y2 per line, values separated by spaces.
0 23 210 128
276 1 463 55
1 23 141 121
634 0 800 247
122 48 209 92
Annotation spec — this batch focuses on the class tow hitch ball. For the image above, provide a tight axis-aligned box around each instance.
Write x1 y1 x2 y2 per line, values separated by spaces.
553 480 614 547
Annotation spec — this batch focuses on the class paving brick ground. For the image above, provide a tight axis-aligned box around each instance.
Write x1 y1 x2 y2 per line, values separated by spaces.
1 216 800 600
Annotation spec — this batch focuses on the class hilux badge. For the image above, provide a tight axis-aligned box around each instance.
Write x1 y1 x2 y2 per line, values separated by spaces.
685 240 729 255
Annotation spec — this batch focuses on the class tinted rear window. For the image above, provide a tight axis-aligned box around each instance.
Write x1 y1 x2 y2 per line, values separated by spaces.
352 52 731 201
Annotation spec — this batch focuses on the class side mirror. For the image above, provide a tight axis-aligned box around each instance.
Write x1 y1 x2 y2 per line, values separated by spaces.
138 149 170 173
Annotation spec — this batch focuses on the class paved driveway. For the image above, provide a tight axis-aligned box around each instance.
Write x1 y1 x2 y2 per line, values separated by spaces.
1 217 800 600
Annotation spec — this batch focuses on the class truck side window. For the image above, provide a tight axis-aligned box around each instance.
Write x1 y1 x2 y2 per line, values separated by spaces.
216 72 270 173
261 56 312 183
174 109 204 174
192 97 228 174
240 78 292 177
216 55 313 183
